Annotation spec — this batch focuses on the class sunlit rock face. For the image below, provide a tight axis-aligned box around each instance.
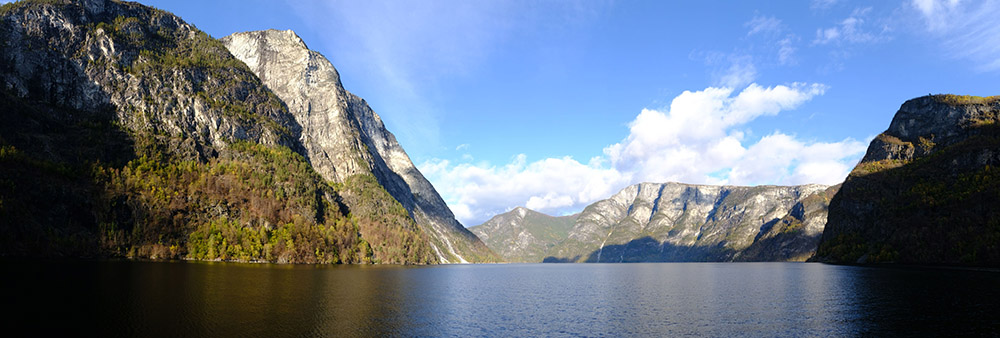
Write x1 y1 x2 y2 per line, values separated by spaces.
0 0 301 161
472 183 839 263
0 0 491 263
816 95 1000 265
222 30 497 263
0 0 343 261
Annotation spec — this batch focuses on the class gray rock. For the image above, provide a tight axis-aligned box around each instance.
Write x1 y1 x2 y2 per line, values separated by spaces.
0 0 300 162
473 183 837 262
0 0 492 263
221 30 496 263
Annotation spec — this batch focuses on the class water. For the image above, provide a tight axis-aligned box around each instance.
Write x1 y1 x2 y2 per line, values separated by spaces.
4 261 999 337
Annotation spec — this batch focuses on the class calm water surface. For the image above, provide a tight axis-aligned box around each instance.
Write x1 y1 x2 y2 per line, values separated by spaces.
4 261 999 337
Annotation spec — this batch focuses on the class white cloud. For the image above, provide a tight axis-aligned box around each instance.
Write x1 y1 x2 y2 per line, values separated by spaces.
911 0 1000 71
421 83 867 225
526 194 575 210
420 154 629 226
813 7 890 45
603 83 846 186
778 38 797 65
741 16 798 67
717 55 758 88
746 16 782 36
815 27 841 44
728 133 865 184
812 0 840 10
912 0 962 30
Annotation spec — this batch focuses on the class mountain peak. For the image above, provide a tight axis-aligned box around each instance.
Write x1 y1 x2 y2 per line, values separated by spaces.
817 94 1000 265
474 182 837 262
513 206 529 218
222 30 497 263
469 207 578 262
0 0 368 262
228 29 308 49
0 0 495 264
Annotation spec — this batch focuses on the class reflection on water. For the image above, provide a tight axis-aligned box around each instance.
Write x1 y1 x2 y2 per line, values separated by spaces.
4 260 999 337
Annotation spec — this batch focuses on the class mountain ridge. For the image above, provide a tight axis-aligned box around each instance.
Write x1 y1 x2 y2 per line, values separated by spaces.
469 206 578 263
220 29 496 263
815 95 1000 265
473 182 838 262
0 0 493 264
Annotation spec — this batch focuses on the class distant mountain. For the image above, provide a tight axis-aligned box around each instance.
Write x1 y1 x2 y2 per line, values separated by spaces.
472 183 839 262
469 207 577 262
815 95 1000 265
221 30 496 263
0 0 494 264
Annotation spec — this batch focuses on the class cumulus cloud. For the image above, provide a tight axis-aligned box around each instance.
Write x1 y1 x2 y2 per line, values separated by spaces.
910 0 1000 71
603 83 852 186
420 155 629 225
728 133 865 184
420 83 867 226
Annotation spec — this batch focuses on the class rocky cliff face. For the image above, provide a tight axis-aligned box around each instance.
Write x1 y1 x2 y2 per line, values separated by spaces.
473 183 837 262
815 95 1000 265
0 0 454 264
469 207 577 262
220 30 496 263
1 0 298 161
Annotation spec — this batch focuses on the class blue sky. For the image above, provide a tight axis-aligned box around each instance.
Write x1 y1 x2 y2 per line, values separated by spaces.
139 0 1000 226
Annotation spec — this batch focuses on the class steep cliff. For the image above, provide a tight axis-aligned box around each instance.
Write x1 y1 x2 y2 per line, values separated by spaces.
220 30 496 263
815 95 1000 265
473 183 837 262
469 207 577 263
735 184 839 261
0 0 441 264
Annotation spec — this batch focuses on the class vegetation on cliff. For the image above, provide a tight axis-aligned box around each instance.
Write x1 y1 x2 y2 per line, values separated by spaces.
816 95 1000 265
469 207 578 263
0 0 438 264
339 174 438 264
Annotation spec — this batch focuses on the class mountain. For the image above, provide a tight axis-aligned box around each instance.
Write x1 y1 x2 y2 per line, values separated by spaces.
0 0 491 263
814 95 1000 265
469 207 577 262
472 183 838 262
220 30 495 263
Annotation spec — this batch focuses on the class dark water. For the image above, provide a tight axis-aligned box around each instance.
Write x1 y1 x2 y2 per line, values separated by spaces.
4 261 999 337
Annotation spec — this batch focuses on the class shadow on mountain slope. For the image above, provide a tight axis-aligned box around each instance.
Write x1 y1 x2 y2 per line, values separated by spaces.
542 237 739 263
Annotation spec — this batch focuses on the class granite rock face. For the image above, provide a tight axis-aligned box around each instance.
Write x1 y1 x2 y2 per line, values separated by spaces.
472 183 837 262
815 95 1000 265
221 30 496 263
